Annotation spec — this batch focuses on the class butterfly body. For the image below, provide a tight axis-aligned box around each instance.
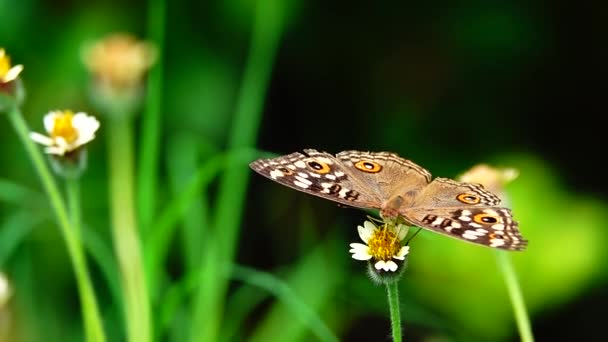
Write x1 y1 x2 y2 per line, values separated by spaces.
250 149 527 251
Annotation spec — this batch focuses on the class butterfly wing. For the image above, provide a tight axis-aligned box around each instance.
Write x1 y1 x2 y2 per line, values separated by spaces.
249 149 431 211
250 149 382 209
400 178 528 250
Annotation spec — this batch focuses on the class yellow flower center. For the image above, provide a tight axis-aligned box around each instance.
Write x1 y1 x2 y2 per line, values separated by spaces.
51 112 79 144
0 54 10 78
367 227 402 261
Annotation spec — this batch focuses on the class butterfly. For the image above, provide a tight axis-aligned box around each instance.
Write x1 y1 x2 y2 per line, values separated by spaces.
250 149 527 251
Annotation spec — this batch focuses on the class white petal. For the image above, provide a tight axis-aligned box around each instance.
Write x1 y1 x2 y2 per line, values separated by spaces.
29 132 53 146
43 111 60 133
386 260 398 272
55 136 69 149
377 260 396 271
375 260 399 272
349 243 372 260
393 246 410 260
72 113 100 135
73 135 95 148
357 221 376 243
44 146 67 155
4 65 23 82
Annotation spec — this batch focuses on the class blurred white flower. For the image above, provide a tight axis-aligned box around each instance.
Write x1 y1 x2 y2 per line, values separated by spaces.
0 272 11 308
0 48 23 84
30 110 100 156
82 33 157 91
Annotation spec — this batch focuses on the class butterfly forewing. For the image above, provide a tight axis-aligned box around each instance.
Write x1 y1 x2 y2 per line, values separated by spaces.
249 150 382 209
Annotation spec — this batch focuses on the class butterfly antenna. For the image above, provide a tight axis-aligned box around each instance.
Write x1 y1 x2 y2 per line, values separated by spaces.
405 227 423 246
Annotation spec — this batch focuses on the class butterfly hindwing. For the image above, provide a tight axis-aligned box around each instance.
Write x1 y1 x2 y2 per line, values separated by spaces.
401 206 527 251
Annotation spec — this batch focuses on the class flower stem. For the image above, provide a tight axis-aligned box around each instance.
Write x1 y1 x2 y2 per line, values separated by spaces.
138 0 166 230
386 282 403 342
496 252 534 342
67 178 81 234
6 106 106 342
106 117 152 342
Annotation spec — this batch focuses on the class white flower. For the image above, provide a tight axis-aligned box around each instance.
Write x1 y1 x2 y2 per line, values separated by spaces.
0 48 23 83
349 220 410 272
30 110 100 155
0 272 11 308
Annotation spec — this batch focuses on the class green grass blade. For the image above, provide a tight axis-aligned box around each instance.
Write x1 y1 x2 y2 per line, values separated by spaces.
145 148 262 296
0 210 46 266
137 0 167 230
193 1 287 340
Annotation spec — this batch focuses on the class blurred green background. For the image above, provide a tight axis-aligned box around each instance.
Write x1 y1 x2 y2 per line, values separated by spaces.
1 0 607 341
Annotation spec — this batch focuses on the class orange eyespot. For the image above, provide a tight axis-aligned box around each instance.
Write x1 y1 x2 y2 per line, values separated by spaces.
354 160 382 173
306 159 331 174
473 213 499 224
457 193 481 204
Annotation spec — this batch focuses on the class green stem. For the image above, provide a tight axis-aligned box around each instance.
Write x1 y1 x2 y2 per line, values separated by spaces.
67 178 81 234
496 252 534 342
138 0 166 230
106 117 152 342
6 106 106 342
191 1 285 340
386 282 402 342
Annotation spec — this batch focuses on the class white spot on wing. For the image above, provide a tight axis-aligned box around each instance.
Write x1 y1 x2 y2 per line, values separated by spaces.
490 239 506 247
432 217 444 226
483 209 499 216
270 170 284 179
295 176 312 185
325 174 336 180
462 233 478 240
339 188 350 198
294 181 309 189
294 160 306 168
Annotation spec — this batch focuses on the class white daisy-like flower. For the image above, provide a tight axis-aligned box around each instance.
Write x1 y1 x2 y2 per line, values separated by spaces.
29 110 100 156
0 272 11 308
349 220 410 272
0 48 24 84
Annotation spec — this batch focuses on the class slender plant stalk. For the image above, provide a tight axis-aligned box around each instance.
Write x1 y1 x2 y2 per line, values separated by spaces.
496 252 534 342
106 117 152 342
67 178 81 234
386 282 403 342
191 1 285 341
7 106 106 342
137 0 166 230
